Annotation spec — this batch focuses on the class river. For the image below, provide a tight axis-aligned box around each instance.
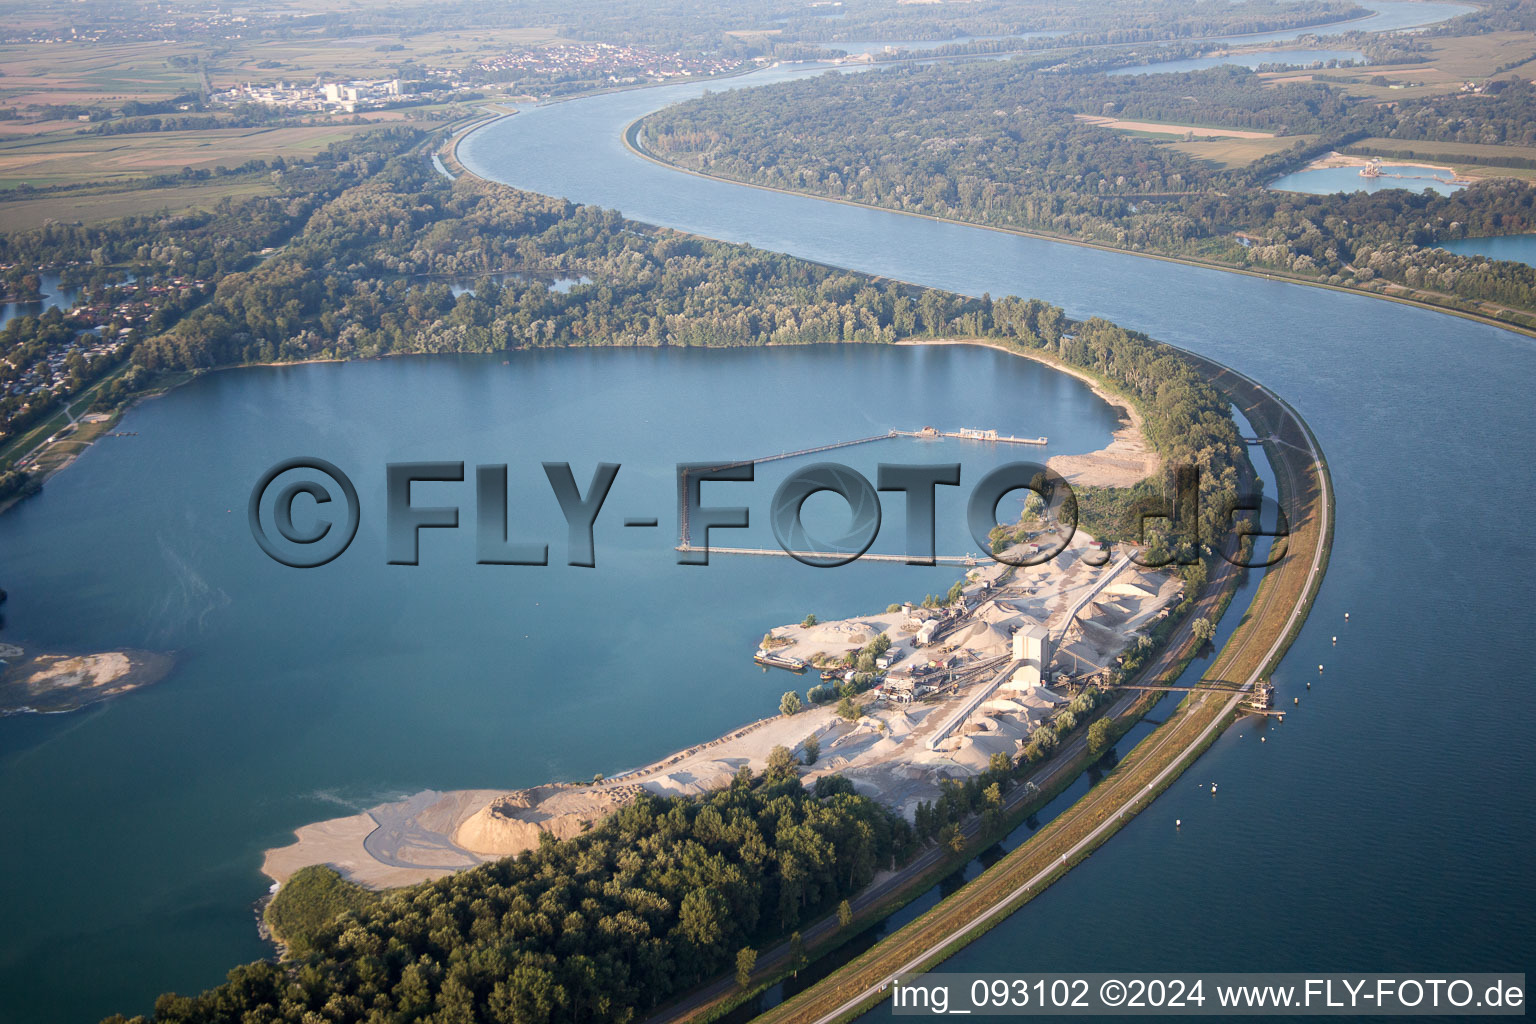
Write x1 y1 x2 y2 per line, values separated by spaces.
0 3 1529 1017
457 40 1534 999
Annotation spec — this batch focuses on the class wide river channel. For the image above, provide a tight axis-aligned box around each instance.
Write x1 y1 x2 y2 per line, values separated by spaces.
1 14 1531 1021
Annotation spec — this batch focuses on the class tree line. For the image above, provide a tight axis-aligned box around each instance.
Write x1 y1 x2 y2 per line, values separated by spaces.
638 58 1536 327
104 767 912 1024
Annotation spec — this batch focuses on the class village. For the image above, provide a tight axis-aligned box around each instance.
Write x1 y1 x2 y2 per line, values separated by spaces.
471 43 750 91
0 272 210 441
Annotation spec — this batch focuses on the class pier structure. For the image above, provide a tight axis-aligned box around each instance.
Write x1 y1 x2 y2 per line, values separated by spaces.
677 425 1048 550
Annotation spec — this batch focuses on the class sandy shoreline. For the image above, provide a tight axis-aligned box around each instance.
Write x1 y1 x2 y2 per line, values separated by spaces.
898 338 1160 488
262 524 1181 890
1303 149 1476 182
0 647 173 714
259 336 1169 889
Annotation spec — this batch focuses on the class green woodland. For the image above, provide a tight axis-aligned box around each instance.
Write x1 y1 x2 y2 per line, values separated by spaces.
639 53 1536 327
1 128 1248 543
104 771 910 1024
0 129 1255 1023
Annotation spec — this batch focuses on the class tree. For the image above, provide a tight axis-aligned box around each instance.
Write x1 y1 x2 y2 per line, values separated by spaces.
802 613 818 627
1088 717 1113 754
1192 616 1216 643
766 744 798 781
790 931 807 973
837 696 860 722
802 734 820 765
780 690 803 716
983 782 1005 833
679 888 727 951
736 947 757 987
837 899 853 928
942 823 967 855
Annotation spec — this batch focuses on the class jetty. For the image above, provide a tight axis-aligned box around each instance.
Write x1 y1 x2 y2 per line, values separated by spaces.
893 426 1048 445
678 544 978 565
1358 156 1469 185
678 425 1047 548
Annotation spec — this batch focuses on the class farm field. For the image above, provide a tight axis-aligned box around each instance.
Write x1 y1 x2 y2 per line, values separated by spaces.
1269 31 1536 100
0 41 202 107
0 123 392 187
204 28 565 89
0 176 278 229
1344 136 1536 180
1168 133 1316 167
0 28 561 108
1073 114 1277 139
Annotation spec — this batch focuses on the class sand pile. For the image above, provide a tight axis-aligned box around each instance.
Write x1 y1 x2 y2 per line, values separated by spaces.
455 785 628 856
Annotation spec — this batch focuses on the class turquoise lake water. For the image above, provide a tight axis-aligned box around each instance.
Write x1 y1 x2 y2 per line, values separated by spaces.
0 0 1524 1010
459 57 1534 1004
0 344 1124 1022
1268 163 1465 196
1438 232 1536 268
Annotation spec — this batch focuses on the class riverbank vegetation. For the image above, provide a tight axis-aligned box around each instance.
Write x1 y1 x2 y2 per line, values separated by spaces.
105 769 912 1024
31 122 1268 1023
0 128 424 473
637 32 1536 330
2 125 1252 567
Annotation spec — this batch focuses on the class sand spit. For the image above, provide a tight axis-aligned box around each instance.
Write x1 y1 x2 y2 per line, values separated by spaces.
1303 150 1477 182
898 338 1160 488
263 532 1180 890
0 646 173 714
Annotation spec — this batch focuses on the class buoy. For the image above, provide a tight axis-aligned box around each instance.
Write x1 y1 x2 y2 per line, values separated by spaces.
1319 664 1324 672
1332 636 1337 645
1176 819 1181 827
1344 612 1349 621
1306 680 1311 689
1260 736 1266 742
1210 783 1217 793
1294 697 1299 705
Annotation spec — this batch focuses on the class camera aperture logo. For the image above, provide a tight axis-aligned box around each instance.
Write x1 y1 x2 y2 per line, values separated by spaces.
248 457 1286 570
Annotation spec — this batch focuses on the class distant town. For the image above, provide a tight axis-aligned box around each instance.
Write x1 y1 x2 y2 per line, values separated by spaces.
472 43 749 89
213 77 413 115
203 44 751 114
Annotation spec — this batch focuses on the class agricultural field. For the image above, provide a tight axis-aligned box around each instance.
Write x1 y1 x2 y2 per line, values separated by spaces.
1268 31 1536 101
1168 134 1317 168
0 176 278 229
202 27 565 90
1344 137 1536 180
0 122 393 188
0 42 202 107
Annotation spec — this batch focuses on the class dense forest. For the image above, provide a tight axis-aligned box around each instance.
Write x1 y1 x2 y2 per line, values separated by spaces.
638 62 1536 327
2 123 1249 547
7 0 1374 58
0 130 422 452
103 769 911 1024
797 0 1368 49
113 142 1246 545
